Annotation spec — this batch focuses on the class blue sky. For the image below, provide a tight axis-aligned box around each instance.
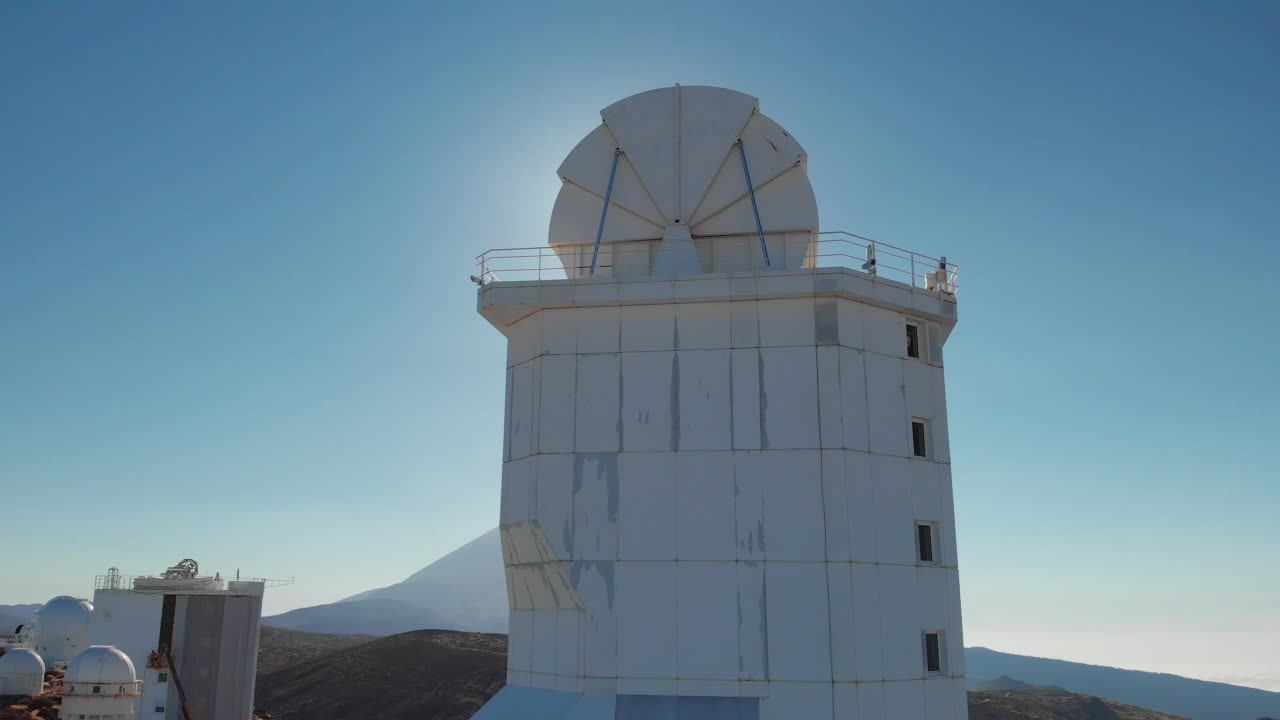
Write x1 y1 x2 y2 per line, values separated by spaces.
3 1 1277 688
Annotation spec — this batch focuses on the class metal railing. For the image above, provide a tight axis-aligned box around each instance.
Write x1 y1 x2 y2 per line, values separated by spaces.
0 634 31 647
58 679 144 697
475 231 958 295
94 573 293 591
95 572 133 590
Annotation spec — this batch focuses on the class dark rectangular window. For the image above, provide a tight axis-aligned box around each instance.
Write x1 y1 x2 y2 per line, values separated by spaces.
912 421 928 457
906 323 921 358
925 632 942 673
158 593 176 653
157 672 168 683
156 706 166 714
92 685 101 694
917 523 935 563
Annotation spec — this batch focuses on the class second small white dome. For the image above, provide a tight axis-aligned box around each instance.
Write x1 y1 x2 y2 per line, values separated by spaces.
0 647 46 675
65 645 137 685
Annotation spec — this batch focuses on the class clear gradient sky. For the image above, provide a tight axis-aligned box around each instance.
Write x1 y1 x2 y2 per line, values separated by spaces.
2 0 1277 691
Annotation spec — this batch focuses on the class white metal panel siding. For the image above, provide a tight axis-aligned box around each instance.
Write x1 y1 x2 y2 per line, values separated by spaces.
493 295 964 715
172 595 221 719
213 594 262 720
88 589 164 717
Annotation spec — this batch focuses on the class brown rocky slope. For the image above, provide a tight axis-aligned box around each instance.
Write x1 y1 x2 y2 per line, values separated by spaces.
254 629 1192 720
969 689 1189 720
257 625 378 675
255 630 504 720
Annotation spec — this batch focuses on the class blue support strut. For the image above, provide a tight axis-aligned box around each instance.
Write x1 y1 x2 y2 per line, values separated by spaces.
589 149 622 276
737 140 771 268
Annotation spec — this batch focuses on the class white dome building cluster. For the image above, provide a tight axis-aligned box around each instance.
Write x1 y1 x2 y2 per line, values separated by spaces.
0 594 94 698
2 560 276 718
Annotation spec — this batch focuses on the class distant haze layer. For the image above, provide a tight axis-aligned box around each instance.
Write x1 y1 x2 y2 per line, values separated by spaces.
970 630 1280 693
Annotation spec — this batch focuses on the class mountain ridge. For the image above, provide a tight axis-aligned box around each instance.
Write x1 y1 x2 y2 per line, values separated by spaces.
263 529 505 635
263 597 455 636
967 646 1280 720
0 603 40 633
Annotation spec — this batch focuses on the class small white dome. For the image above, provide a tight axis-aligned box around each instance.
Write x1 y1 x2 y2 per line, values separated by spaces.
66 646 136 685
35 596 93 637
36 596 93 626
33 596 93 665
0 647 46 676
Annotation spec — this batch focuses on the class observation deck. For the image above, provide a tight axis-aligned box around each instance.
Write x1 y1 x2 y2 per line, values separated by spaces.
475 231 959 336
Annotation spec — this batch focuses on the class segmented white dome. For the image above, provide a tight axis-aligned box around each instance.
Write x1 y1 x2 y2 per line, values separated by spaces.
66 645 136 685
550 85 818 246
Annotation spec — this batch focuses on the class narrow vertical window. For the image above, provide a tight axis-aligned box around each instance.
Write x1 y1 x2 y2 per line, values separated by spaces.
912 420 929 458
906 322 921 359
917 522 936 563
924 631 944 673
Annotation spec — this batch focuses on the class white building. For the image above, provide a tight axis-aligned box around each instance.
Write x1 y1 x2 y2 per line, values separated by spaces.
32 595 93 668
61 645 142 720
88 561 266 720
0 620 34 654
473 85 967 719
0 647 45 697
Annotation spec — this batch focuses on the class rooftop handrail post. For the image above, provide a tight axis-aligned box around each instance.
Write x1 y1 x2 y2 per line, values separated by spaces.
471 232 957 294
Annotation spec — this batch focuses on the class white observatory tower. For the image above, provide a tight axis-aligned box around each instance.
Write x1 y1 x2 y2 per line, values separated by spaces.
473 85 967 719
88 560 269 720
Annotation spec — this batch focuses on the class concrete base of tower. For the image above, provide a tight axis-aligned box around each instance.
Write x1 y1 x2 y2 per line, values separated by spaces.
471 686 761 719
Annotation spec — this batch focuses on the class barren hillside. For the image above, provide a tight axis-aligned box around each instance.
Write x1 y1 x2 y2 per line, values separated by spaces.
969 689 1189 720
257 625 377 675
255 629 1197 720
255 630 505 720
